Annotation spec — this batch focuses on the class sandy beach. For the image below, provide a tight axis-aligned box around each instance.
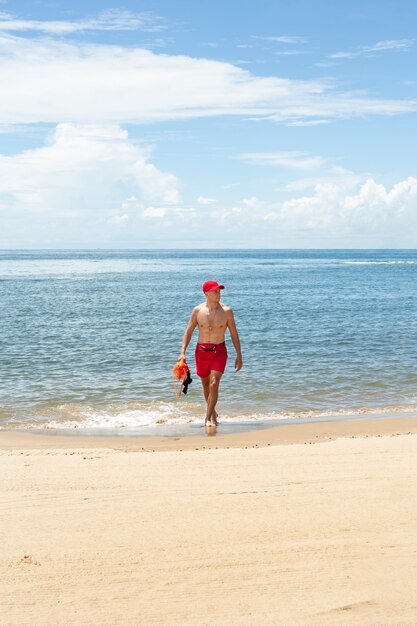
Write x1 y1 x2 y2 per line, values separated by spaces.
2 417 417 625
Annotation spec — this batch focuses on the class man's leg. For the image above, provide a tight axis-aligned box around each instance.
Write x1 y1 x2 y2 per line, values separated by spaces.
201 375 210 403
201 375 218 422
205 370 223 425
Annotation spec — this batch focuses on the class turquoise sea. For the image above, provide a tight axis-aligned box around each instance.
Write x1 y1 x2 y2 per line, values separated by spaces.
1 249 417 433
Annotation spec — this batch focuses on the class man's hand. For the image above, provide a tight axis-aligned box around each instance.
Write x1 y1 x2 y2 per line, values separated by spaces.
234 356 243 372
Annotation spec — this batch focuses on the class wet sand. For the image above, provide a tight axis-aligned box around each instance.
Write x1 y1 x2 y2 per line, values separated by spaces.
2 416 417 625
2 414 417 451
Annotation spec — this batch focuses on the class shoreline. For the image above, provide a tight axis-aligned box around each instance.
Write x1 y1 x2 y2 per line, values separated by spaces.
2 413 417 451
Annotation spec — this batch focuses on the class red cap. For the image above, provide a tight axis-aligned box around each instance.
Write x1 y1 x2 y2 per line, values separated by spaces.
202 280 225 293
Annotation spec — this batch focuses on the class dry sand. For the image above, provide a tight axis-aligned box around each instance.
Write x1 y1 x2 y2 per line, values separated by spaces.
2 417 417 625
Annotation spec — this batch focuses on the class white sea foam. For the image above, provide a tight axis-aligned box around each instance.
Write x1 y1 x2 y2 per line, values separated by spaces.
8 401 417 431
0 259 168 277
342 260 417 265
24 402 198 430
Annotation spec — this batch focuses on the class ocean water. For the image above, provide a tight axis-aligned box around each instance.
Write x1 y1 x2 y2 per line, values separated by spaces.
1 249 417 433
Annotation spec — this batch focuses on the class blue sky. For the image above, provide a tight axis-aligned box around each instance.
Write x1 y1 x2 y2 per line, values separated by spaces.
0 0 416 248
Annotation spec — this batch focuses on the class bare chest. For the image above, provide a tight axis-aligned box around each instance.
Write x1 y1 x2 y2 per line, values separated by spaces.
197 306 227 331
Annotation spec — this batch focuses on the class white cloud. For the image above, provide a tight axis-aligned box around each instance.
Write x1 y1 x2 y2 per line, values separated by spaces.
242 197 263 208
112 213 129 224
143 206 166 218
0 123 181 215
274 50 310 56
175 207 195 215
271 177 417 238
314 62 337 68
197 196 216 205
189 176 417 246
0 33 415 125
330 38 415 59
132 159 180 205
237 151 326 169
2 140 417 245
283 166 360 192
0 9 165 34
252 35 308 44
285 119 329 127
188 176 417 247
365 39 415 52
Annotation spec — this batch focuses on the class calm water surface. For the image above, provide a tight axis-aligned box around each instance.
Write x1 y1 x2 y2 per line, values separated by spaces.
1 249 417 431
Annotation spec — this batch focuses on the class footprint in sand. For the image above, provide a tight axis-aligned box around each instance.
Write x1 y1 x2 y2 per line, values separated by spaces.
18 554 41 566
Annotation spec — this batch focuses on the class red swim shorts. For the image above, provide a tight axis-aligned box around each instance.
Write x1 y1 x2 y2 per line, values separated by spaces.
195 342 228 378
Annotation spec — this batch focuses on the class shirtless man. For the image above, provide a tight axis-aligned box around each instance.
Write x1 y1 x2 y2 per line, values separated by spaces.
179 280 243 427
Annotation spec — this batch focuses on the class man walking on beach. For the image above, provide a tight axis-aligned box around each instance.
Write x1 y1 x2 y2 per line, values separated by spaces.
180 280 243 427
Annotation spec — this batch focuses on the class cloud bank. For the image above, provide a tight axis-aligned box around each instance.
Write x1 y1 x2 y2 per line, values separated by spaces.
330 38 415 59
0 33 415 125
265 177 417 243
237 151 326 169
0 123 180 216
0 9 165 34
1 126 417 247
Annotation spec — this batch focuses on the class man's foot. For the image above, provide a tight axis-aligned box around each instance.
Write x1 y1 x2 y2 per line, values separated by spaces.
205 411 218 427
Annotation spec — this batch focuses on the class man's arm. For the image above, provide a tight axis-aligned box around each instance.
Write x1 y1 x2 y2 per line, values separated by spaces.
179 308 198 358
226 309 243 371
